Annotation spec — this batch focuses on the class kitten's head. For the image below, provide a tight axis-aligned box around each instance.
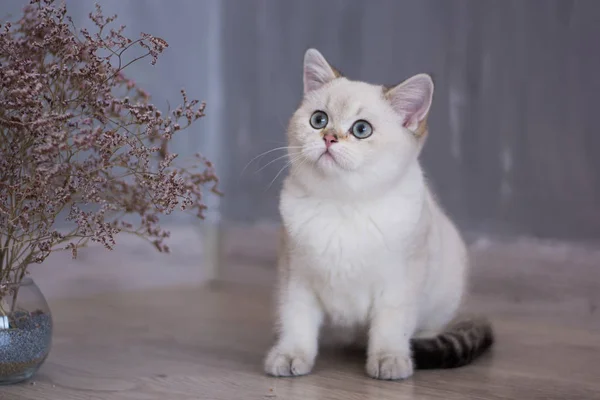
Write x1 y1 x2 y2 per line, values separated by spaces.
287 48 433 194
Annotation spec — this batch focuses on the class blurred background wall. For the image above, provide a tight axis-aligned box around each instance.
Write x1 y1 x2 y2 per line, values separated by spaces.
220 0 600 242
3 0 600 243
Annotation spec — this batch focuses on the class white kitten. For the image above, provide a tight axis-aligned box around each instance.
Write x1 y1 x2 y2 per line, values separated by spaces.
264 49 493 380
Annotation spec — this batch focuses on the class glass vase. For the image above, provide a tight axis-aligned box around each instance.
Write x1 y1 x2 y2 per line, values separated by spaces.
0 277 52 385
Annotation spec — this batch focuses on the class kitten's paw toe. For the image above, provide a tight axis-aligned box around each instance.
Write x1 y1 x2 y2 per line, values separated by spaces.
366 352 413 380
264 348 314 377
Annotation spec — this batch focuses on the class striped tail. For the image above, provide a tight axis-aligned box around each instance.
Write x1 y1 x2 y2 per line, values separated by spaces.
411 317 494 369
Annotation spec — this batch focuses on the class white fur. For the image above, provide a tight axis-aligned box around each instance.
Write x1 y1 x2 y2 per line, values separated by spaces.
265 49 468 380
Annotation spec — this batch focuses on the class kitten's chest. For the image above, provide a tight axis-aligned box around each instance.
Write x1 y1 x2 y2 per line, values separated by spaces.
313 274 372 327
281 194 409 267
280 190 419 326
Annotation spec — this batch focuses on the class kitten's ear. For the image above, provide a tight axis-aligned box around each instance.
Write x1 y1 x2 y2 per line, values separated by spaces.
303 48 338 94
385 74 434 132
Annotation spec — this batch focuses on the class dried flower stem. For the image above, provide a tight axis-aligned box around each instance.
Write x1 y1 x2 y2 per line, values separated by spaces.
0 0 221 303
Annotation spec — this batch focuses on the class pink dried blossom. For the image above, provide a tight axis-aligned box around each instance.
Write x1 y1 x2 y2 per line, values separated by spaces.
0 0 221 293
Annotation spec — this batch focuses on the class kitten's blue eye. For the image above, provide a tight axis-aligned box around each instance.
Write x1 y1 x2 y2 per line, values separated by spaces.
310 111 328 129
351 120 373 139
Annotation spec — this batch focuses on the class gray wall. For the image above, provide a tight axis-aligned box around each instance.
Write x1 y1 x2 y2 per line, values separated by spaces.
221 0 600 241
3 0 600 241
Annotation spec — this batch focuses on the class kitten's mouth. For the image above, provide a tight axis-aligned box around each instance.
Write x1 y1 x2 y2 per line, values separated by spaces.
317 150 340 169
318 150 336 162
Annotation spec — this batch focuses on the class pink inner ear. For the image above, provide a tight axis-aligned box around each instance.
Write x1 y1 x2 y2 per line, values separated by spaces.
303 49 337 94
386 74 434 131
402 112 422 129
388 80 433 130
397 100 423 130
305 70 326 92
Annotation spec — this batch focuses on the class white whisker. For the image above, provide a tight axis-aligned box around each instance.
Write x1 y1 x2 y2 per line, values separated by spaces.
266 153 306 191
240 146 303 176
254 153 293 174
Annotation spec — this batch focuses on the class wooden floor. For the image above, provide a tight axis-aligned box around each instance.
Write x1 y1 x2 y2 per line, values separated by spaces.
2 229 600 399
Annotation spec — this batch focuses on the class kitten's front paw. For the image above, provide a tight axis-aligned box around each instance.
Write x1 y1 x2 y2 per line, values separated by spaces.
264 347 314 377
366 352 414 380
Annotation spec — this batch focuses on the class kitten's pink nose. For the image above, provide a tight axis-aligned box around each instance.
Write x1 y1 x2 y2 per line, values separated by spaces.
323 133 338 148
